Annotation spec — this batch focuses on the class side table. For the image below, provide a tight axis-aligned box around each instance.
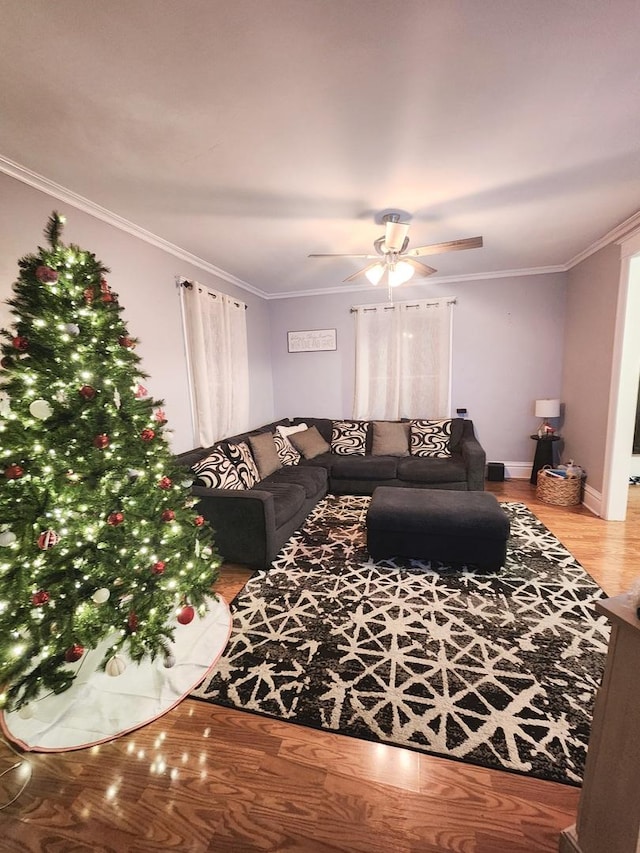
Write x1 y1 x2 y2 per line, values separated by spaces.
529 434 560 484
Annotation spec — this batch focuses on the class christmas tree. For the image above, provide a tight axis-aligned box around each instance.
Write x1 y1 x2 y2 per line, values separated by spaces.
0 213 220 710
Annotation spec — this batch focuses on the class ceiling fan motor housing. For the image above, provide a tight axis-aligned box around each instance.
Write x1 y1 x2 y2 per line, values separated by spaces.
383 215 410 253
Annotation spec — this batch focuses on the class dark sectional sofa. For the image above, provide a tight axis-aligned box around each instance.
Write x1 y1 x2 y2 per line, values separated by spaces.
175 417 486 570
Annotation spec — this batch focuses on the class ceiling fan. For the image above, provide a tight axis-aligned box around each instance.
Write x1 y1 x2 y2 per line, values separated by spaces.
309 213 483 288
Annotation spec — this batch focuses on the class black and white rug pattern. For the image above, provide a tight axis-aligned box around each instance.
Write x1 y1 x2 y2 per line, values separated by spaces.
192 496 609 785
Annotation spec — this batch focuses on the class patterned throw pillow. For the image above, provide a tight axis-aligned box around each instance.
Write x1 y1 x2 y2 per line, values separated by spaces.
410 419 452 458
192 447 245 490
273 431 300 466
225 441 260 487
331 420 368 456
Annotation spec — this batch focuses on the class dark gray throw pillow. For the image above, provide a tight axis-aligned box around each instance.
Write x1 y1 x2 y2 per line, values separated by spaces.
249 432 282 479
371 421 410 457
289 425 331 460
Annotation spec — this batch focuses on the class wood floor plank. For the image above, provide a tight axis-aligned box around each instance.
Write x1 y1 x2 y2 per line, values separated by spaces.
3 481 639 851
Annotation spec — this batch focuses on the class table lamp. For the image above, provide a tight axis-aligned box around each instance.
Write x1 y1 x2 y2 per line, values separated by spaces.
535 399 561 437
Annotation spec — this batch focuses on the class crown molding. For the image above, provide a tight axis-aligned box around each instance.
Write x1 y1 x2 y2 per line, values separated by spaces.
264 264 568 300
0 155 267 299
566 209 640 269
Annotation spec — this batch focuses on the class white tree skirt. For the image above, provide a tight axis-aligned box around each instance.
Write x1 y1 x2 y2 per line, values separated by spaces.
1 595 231 752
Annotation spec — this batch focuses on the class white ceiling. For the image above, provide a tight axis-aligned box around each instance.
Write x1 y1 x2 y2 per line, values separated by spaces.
2 0 640 297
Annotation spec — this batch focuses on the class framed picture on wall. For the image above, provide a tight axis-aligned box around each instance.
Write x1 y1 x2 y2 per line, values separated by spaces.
287 328 337 353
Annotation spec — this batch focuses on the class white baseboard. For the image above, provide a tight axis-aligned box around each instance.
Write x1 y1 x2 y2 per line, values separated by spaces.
502 462 532 480
582 483 602 517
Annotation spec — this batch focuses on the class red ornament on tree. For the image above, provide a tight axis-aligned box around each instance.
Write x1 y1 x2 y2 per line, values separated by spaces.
127 611 139 633
31 590 50 606
79 385 96 400
177 604 195 625
135 384 148 398
161 509 175 523
4 463 24 480
35 265 58 283
118 336 134 348
100 278 110 293
158 476 172 490
38 529 60 550
151 561 166 575
83 287 94 303
93 433 110 449
64 644 84 663
12 336 29 352
101 291 114 303
107 511 124 526
141 428 155 443
194 515 205 527
154 408 167 424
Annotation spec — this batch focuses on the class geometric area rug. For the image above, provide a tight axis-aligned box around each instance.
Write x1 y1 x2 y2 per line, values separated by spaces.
191 496 610 786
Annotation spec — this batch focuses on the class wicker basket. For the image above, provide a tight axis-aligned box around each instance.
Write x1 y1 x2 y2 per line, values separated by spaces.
536 469 583 506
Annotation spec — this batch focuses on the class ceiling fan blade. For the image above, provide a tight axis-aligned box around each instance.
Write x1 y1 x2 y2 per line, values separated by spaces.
308 253 378 259
343 261 382 283
404 258 437 277
407 236 483 257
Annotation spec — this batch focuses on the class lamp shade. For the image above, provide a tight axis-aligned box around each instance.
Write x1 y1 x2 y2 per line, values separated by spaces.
535 398 560 418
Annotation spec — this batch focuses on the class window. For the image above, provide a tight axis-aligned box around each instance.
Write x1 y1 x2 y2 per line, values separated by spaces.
352 298 453 420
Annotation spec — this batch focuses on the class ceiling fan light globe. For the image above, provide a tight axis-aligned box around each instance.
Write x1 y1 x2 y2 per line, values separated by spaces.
365 264 385 285
388 261 414 287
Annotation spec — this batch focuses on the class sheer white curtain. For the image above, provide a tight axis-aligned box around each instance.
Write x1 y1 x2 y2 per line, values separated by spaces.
181 281 249 447
353 298 453 420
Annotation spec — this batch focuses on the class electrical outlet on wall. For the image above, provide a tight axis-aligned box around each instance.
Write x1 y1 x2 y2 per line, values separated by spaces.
456 408 468 417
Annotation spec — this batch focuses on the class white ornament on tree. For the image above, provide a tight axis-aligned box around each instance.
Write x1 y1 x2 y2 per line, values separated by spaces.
92 588 110 604
18 703 35 720
0 529 17 547
113 389 121 409
29 399 53 420
0 391 11 417
65 323 80 336
105 655 127 677
163 654 176 669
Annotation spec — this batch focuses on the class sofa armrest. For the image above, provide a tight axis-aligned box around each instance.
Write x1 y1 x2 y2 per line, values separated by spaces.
459 436 486 491
191 485 276 566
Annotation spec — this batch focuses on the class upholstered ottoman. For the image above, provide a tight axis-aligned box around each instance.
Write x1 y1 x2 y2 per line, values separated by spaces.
366 487 510 569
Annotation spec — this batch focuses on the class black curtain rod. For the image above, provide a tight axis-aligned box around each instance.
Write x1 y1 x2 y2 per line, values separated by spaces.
179 279 247 310
350 298 456 313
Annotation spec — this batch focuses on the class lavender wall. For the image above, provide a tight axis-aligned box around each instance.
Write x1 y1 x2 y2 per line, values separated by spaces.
268 273 567 470
0 172 274 453
562 243 621 494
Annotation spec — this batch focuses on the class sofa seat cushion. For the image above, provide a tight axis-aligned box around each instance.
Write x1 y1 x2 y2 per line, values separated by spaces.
264 465 327 499
298 451 335 473
331 455 398 481
253 482 306 527
397 455 467 484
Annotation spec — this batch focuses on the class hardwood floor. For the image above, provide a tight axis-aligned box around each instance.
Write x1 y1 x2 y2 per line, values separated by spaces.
2 481 640 852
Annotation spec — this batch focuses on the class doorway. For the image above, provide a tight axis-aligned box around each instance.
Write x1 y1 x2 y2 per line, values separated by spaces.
602 234 640 520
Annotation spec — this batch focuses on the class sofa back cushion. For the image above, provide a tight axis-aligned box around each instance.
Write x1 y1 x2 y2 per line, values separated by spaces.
410 419 452 458
289 426 331 460
192 447 245 490
331 420 368 455
226 441 260 487
371 421 410 457
249 432 282 479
